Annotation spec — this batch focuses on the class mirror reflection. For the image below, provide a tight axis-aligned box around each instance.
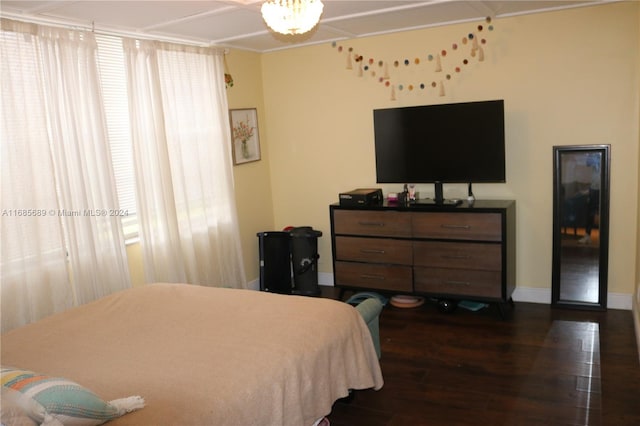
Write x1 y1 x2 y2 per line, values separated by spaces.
552 145 610 309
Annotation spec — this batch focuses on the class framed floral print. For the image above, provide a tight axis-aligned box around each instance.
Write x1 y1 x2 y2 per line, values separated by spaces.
230 108 261 165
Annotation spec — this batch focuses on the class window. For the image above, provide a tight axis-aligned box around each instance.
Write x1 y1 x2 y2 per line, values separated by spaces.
0 29 67 263
95 34 138 240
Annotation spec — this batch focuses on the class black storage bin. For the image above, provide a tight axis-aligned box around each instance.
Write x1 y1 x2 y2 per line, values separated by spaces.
257 231 292 294
289 227 323 296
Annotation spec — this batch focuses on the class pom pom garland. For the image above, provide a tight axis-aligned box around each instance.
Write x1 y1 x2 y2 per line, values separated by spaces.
332 16 495 100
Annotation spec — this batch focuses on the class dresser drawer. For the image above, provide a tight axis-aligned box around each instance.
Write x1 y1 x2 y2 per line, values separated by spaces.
412 212 502 241
413 241 501 271
414 267 501 298
334 261 412 292
335 236 413 265
333 210 412 238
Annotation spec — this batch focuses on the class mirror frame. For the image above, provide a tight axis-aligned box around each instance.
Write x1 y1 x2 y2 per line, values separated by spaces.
552 144 610 310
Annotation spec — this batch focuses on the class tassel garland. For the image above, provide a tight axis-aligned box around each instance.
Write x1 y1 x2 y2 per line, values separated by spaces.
332 16 495 100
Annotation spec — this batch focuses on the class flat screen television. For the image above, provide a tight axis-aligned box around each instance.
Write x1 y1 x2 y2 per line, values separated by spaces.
373 99 505 204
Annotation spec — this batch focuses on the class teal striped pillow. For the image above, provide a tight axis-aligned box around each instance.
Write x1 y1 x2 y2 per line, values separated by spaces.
1 366 144 426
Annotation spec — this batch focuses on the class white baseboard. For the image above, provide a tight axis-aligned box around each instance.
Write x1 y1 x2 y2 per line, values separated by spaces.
511 286 549 304
250 273 633 310
608 292 633 310
513 286 632 310
318 272 334 286
633 297 640 363
317 273 633 310
247 278 260 291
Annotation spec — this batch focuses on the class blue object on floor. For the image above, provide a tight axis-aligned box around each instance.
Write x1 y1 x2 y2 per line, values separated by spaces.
346 291 389 306
354 298 383 359
459 300 489 311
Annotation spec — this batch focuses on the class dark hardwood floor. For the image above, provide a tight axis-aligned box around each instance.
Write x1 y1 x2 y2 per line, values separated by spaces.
327 299 639 426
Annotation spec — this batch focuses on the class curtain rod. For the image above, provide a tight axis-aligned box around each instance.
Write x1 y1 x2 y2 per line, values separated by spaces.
0 12 229 54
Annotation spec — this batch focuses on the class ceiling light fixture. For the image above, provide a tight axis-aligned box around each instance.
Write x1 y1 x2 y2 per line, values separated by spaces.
261 0 324 35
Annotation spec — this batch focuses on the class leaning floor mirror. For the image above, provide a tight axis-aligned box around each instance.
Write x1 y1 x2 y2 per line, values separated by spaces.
552 145 610 310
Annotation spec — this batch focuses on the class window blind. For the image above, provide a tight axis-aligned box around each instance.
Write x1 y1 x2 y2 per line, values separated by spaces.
95 34 138 239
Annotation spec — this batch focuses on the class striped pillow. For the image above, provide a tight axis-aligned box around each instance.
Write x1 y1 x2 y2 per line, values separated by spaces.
1 366 144 426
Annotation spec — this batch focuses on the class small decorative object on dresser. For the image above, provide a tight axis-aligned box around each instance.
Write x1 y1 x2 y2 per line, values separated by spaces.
329 199 516 318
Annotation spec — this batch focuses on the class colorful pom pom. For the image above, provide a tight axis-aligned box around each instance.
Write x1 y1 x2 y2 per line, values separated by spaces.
332 17 492 97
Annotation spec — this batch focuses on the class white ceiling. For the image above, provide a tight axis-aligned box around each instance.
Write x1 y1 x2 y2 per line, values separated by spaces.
1 0 611 52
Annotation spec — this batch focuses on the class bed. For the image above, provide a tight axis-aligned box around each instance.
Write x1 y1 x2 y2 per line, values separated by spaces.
1 283 383 425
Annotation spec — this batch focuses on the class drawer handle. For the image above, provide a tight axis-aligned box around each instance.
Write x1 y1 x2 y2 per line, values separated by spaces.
360 274 385 281
444 280 471 286
441 224 471 230
358 221 385 227
361 249 386 254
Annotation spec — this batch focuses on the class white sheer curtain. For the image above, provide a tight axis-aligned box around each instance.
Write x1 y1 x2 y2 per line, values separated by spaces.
123 39 247 288
1 19 131 332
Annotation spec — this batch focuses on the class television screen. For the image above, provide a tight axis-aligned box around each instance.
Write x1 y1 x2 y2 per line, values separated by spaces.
373 100 505 184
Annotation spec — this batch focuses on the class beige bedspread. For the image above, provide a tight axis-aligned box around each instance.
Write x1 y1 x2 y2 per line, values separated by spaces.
1 283 383 425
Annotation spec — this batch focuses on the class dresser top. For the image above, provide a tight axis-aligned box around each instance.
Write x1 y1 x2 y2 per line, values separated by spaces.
331 199 515 212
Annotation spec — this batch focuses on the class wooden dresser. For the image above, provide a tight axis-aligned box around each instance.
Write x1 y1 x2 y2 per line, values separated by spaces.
329 200 516 310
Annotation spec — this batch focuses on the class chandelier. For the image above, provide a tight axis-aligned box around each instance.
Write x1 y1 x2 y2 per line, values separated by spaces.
261 0 324 35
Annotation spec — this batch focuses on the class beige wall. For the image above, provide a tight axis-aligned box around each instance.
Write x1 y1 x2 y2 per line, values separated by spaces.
225 49 275 284
635 2 640 355
126 2 640 302
126 243 144 287
254 2 639 296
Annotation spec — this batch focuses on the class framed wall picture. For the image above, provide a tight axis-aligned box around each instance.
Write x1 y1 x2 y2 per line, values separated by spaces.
230 108 261 165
